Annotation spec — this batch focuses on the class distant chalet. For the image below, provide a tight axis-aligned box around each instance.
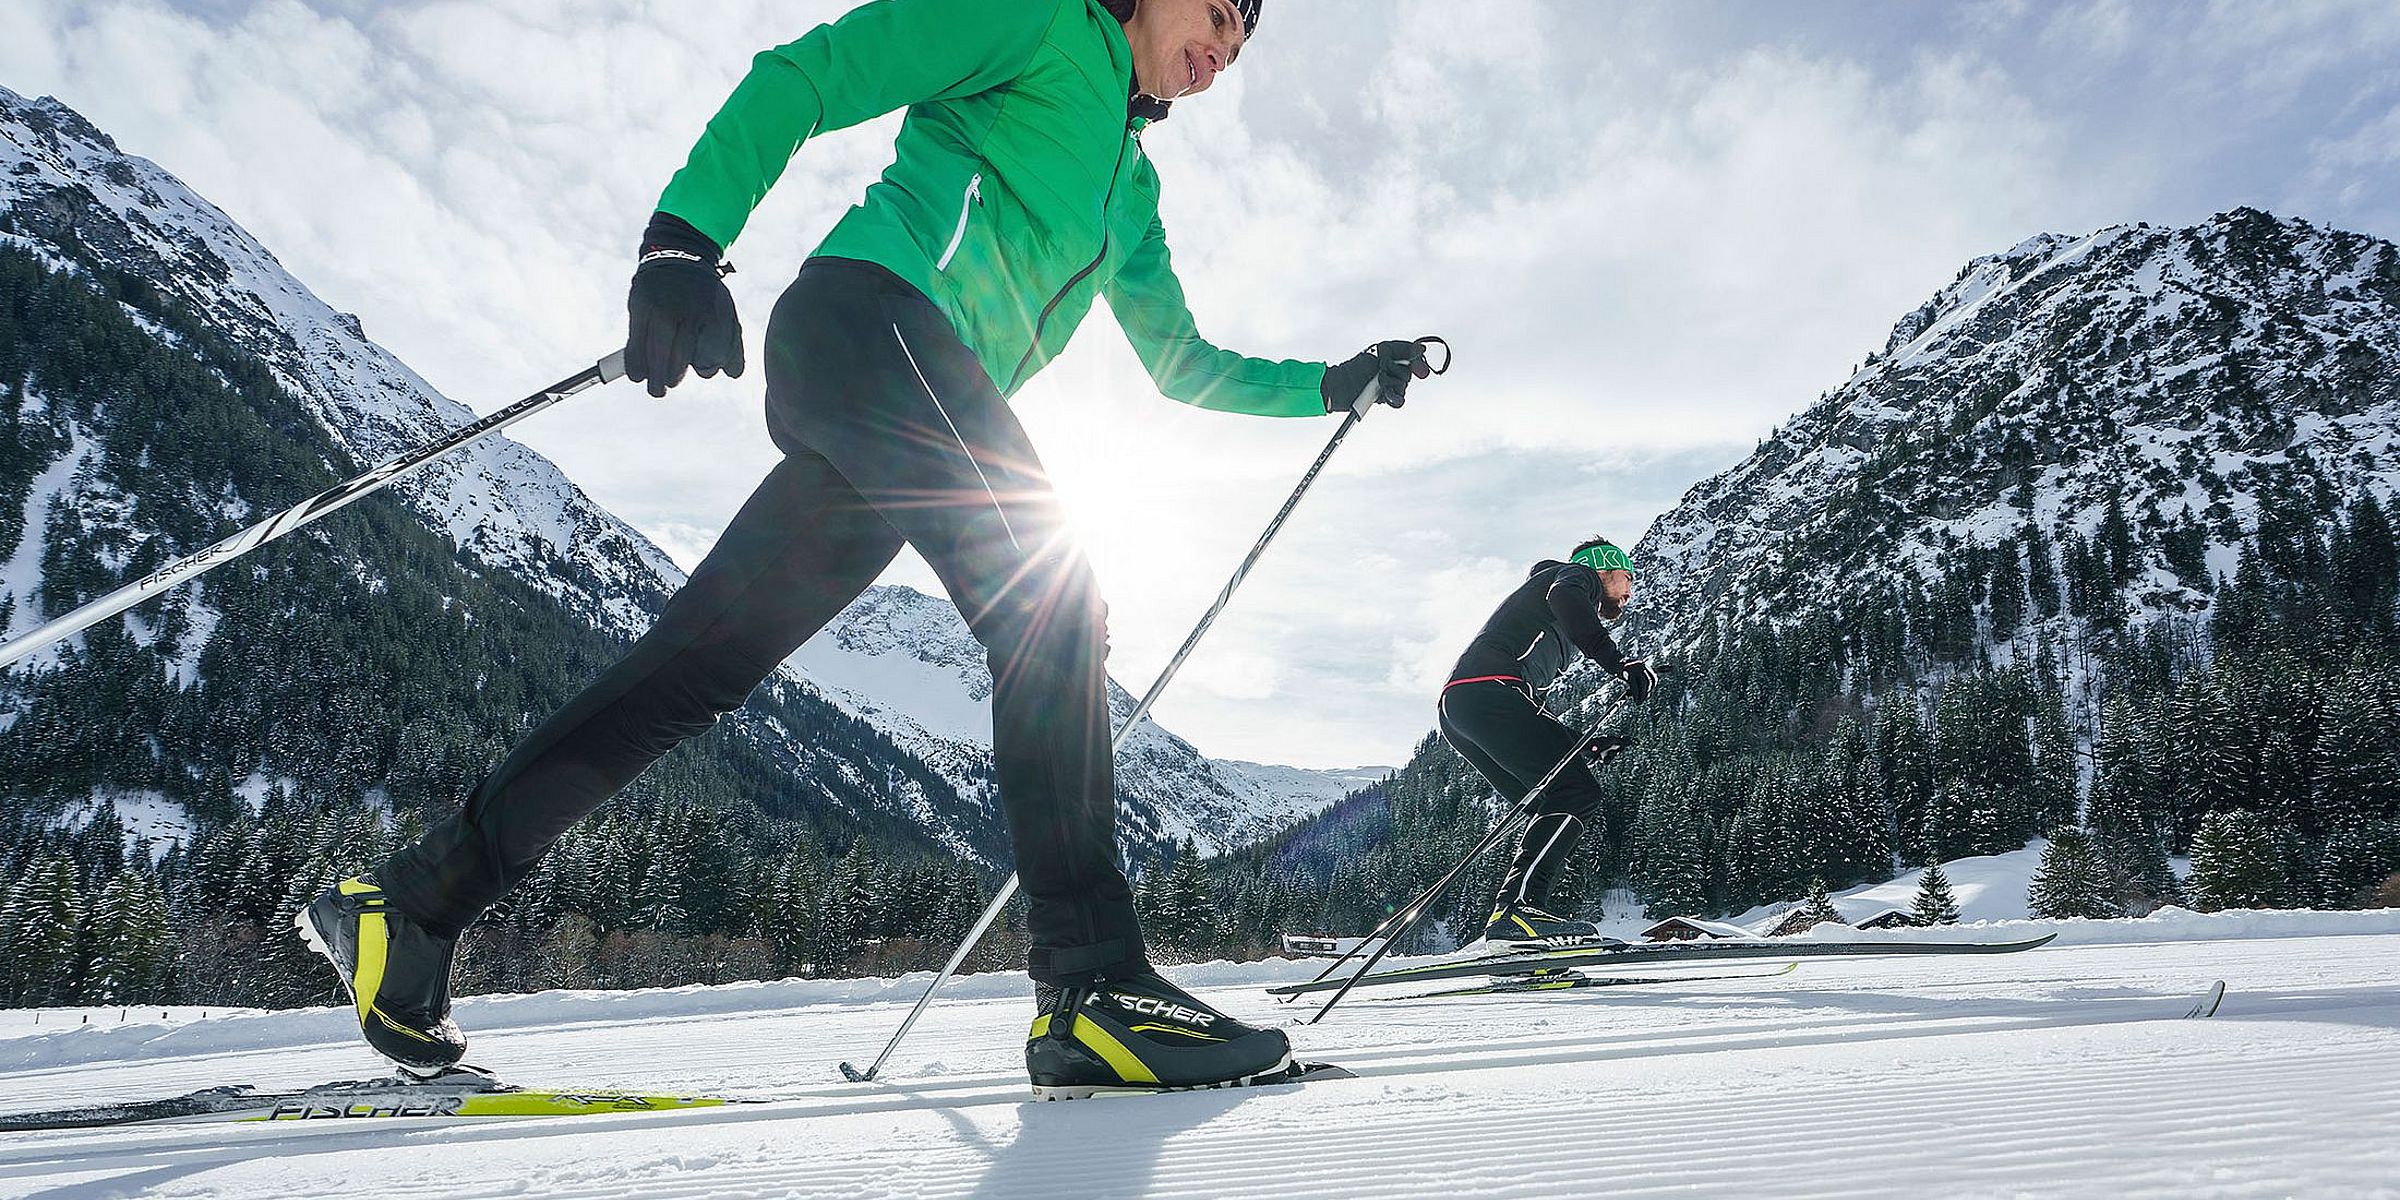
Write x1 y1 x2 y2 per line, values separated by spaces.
1641 917 1758 942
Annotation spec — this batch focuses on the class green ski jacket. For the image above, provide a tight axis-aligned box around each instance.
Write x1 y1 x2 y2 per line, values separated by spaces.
657 0 1328 416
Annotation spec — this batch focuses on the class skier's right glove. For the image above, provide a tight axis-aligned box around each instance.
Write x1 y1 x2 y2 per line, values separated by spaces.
1617 658 1658 703
625 211 745 399
1582 734 1636 769
1321 337 1448 412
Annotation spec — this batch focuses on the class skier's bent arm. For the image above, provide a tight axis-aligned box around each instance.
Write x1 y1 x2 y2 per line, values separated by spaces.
1546 563 1627 674
1104 215 1328 418
656 0 1052 251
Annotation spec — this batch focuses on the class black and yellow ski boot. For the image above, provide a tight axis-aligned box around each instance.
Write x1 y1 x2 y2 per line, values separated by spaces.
1027 968 1299 1100
1481 903 1618 953
296 876 468 1074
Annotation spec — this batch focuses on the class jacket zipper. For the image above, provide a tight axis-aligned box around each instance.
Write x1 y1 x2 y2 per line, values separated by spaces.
935 172 982 272
1005 123 1138 392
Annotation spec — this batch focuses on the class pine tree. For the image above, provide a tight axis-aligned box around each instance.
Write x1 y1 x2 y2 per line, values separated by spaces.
2099 489 2140 585
2027 827 2120 919
2312 820 2400 910
1911 860 1961 926
1635 787 1708 918
83 871 172 1003
1989 540 2028 644
1140 837 1218 959
1793 877 1844 931
0 856 85 1006
2187 808 2297 911
1877 704 1936 863
2023 522 2062 619
2332 490 2397 642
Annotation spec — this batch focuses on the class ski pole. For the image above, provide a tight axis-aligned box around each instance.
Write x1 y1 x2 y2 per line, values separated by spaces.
1304 690 1635 1025
0 352 628 672
838 337 1452 1083
1278 678 1631 996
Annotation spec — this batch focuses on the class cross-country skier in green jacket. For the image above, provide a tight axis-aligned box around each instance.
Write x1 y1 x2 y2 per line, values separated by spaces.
303 0 1438 1098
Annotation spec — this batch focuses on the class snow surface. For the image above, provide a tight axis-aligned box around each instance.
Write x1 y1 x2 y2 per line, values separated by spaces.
2 914 2395 1198
51 794 194 858
1724 841 2057 931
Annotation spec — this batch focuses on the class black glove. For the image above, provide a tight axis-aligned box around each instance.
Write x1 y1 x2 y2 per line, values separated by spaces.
625 212 744 398
1581 734 1636 769
1321 338 1439 413
1617 658 1657 704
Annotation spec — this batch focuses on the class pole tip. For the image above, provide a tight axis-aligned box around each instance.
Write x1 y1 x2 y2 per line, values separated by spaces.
838 1062 874 1082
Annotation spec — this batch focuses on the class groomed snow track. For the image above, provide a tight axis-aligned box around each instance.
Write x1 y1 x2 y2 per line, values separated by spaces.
0 927 2395 1198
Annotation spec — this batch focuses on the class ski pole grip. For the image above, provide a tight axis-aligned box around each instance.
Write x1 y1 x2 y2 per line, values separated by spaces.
1348 336 1454 417
597 348 629 384
1347 379 1379 418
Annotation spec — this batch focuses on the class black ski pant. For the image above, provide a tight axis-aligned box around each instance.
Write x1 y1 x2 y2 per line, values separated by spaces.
1436 678 1604 912
380 257 1144 984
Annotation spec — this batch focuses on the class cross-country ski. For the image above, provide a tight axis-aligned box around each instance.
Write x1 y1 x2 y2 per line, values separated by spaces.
1268 933 2057 998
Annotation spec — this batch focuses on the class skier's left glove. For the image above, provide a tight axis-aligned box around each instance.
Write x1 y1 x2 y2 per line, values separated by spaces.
1581 734 1636 769
1321 336 1448 412
625 211 745 399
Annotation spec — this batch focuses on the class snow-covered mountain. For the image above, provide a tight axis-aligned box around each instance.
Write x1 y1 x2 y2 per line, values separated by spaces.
789 583 1388 851
1633 208 2400 657
0 87 1364 860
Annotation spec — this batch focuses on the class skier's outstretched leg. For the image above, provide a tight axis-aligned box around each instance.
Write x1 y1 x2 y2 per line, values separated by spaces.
764 259 1292 1094
1437 679 1613 952
306 445 905 1071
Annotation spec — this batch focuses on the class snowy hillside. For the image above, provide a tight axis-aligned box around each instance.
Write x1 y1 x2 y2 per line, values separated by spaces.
3 915 2396 1197
1634 207 2400 658
0 87 1362 861
0 89 675 644
790 584 1384 855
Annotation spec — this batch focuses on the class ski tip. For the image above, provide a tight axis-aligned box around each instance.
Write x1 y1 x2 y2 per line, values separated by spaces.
2182 980 2229 1019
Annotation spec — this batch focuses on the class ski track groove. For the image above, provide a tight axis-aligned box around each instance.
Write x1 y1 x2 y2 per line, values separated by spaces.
8 1025 2380 1195
0 985 2244 1139
389 1050 2395 1200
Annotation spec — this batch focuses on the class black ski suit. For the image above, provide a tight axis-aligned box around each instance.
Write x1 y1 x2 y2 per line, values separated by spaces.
1438 560 1628 911
379 259 1142 983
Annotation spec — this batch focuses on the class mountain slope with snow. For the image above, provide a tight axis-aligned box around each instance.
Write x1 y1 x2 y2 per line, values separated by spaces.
1633 207 2400 655
791 583 1386 854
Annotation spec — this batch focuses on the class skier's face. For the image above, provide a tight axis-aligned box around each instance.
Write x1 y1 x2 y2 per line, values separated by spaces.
1596 570 1632 621
1124 0 1247 102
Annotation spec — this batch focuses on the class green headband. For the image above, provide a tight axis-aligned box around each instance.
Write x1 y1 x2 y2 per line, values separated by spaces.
1572 543 1634 575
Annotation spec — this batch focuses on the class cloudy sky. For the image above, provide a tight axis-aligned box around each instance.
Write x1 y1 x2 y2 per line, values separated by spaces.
8 1 2400 767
